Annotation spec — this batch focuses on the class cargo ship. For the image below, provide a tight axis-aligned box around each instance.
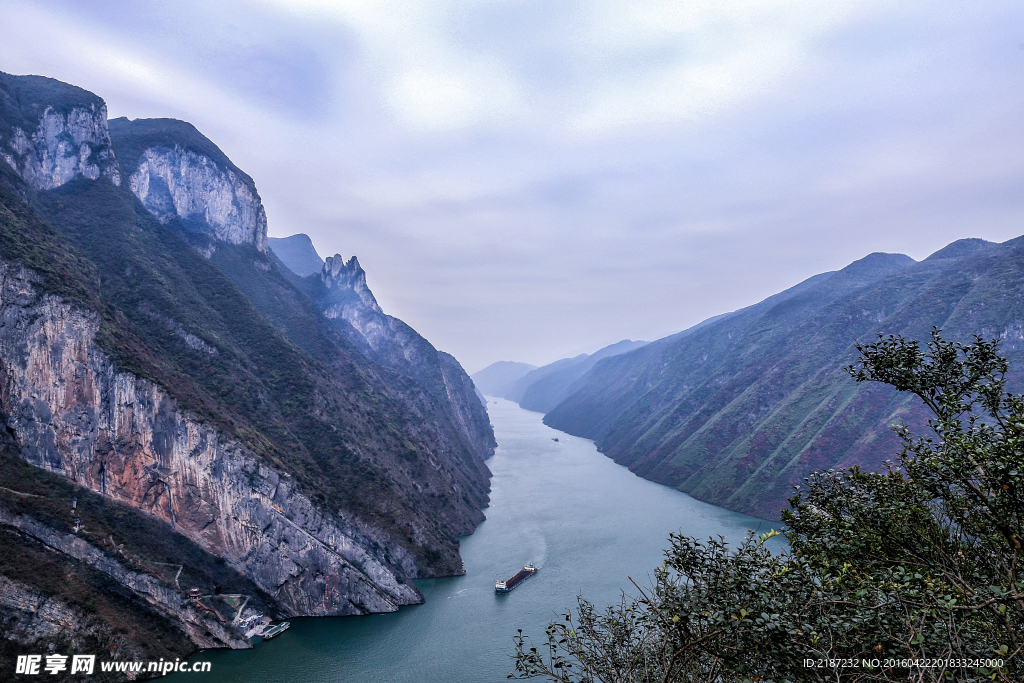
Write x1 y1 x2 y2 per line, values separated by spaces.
495 563 536 593
260 621 290 639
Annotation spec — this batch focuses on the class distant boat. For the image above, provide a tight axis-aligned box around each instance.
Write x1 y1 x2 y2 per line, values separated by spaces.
261 621 290 639
495 564 536 593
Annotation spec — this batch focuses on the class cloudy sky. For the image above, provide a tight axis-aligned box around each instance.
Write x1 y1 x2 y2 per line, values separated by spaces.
3 1 1024 372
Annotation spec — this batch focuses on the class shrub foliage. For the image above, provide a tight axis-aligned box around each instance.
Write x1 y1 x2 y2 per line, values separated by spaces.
512 330 1021 682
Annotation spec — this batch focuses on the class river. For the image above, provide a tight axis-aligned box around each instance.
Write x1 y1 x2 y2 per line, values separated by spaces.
174 398 782 682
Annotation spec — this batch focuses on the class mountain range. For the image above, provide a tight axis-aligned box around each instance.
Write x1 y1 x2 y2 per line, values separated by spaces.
0 71 494 668
474 340 648 414
486 239 1024 521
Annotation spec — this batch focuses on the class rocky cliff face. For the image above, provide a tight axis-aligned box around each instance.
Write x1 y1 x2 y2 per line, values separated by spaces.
0 75 121 191
317 254 496 459
0 566 196 679
0 574 89 647
0 573 92 646
0 260 420 617
0 507 247 650
0 72 496 670
321 254 385 333
109 117 268 254
126 145 268 253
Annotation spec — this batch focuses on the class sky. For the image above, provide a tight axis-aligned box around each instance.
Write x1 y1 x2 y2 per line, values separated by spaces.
2 1 1024 373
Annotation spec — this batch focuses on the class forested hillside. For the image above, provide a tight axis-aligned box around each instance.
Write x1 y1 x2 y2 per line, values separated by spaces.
544 241 1024 519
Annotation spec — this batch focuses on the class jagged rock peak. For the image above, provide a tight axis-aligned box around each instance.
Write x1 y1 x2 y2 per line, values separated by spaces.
322 254 382 314
0 72 121 190
108 117 268 253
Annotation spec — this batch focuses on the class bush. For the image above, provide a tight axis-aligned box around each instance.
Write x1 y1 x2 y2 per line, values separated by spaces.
512 331 1021 682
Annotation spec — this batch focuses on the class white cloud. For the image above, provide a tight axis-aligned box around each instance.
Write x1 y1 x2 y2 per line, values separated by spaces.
0 3 273 128
255 0 869 133
3 0 1024 371
565 0 868 131
258 0 524 129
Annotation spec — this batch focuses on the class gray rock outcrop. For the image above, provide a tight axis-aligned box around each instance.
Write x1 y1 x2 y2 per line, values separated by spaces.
0 573 97 647
318 254 497 460
0 73 121 190
127 145 268 252
0 509 247 649
0 260 421 618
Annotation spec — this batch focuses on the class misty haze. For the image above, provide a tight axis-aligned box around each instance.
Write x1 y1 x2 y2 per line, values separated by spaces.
0 2 1021 682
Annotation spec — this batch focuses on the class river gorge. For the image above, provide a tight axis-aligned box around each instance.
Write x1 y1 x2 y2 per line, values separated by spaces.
175 398 782 682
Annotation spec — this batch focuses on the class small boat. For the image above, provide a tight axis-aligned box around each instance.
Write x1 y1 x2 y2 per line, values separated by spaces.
496 564 536 593
261 621 290 639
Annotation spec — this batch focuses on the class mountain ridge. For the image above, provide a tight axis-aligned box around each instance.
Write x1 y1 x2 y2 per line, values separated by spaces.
542 239 1024 519
269 233 325 276
0 71 495 667
470 361 537 397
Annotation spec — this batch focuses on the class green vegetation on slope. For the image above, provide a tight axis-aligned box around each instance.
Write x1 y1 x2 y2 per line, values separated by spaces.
513 332 1021 682
0 163 101 310
0 442 282 679
544 244 1024 519
24 174 483 572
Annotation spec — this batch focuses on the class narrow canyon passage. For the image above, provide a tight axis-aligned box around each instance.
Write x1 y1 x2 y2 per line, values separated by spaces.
179 398 781 683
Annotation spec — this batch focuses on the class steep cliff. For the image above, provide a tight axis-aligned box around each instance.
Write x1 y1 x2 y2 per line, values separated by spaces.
311 253 496 460
0 71 495 667
265 240 496 464
109 117 267 253
108 119 493 472
0 507 248 650
0 251 420 617
0 74 121 191
0 439 284 676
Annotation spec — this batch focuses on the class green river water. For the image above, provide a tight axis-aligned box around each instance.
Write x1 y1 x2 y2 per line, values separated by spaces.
172 398 782 682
